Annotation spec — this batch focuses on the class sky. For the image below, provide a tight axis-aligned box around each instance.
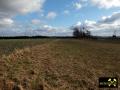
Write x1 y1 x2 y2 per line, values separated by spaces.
0 0 120 36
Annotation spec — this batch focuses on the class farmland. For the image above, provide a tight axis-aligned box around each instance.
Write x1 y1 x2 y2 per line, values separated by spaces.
0 39 120 90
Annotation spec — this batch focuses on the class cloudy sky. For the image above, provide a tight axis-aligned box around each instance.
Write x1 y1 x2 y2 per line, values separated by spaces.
0 0 120 36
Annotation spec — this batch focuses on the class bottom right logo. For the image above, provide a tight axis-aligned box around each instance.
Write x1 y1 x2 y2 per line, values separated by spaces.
99 77 118 88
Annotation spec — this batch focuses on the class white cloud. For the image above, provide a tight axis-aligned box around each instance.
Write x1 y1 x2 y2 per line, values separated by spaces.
0 0 46 36
73 2 82 10
85 20 96 25
75 20 96 28
100 12 120 24
74 11 120 36
0 0 45 15
91 0 120 9
63 10 70 15
46 12 57 19
0 18 14 27
32 19 41 24
0 0 72 36
43 25 55 31
31 25 72 36
73 0 88 10
0 0 46 30
76 21 82 26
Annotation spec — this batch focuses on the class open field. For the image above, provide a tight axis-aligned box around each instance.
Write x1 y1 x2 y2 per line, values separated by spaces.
0 39 120 90
0 39 52 57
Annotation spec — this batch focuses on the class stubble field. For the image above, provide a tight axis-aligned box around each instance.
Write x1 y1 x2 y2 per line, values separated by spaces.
0 39 120 90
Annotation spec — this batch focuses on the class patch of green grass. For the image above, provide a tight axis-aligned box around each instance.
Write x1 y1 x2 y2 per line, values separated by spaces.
0 39 50 56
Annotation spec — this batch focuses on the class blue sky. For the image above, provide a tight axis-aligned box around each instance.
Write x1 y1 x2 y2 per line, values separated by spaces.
14 0 119 26
0 0 120 36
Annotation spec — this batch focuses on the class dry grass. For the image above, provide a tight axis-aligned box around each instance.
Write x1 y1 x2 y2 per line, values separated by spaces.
0 39 120 90
0 39 51 56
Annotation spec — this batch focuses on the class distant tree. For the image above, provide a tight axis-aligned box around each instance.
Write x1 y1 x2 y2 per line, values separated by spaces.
73 27 80 38
86 30 91 38
72 25 91 39
112 30 117 38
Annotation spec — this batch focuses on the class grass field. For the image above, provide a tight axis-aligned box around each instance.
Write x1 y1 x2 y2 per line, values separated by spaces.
0 39 52 56
0 39 120 90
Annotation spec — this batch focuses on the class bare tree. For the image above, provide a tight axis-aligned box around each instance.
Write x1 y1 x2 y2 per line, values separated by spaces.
113 30 117 38
73 27 80 38
72 25 91 39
